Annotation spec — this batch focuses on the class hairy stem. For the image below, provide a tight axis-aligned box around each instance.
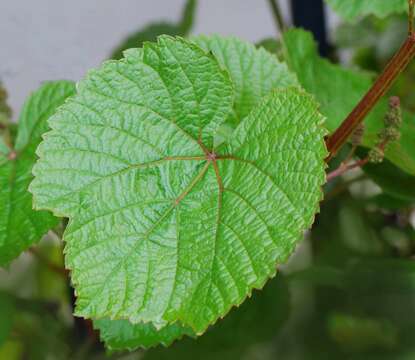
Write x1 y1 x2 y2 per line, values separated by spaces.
268 0 286 33
326 158 369 181
326 33 415 159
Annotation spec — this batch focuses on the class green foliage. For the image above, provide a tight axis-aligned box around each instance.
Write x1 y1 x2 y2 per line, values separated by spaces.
192 35 298 122
94 320 194 351
0 81 75 266
363 158 415 202
1 0 415 357
328 313 398 351
142 276 289 359
282 29 415 175
325 0 408 21
30 36 327 340
0 292 14 346
110 0 197 59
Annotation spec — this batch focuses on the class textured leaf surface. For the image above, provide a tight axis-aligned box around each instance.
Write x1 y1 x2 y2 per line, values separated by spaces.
111 0 197 59
94 319 193 350
0 81 75 266
325 0 407 21
192 35 298 122
283 29 415 175
31 37 327 334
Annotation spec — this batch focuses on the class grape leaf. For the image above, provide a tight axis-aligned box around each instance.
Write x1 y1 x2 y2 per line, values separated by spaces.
0 81 75 266
192 35 298 122
111 0 197 59
325 0 408 21
283 29 415 175
30 36 327 334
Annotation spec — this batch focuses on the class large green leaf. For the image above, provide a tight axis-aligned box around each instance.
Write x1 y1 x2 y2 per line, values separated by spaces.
0 81 75 266
283 29 415 175
30 36 327 335
325 0 407 21
192 35 298 122
110 0 197 59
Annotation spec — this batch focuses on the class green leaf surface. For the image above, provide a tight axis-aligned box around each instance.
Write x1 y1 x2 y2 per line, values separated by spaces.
192 35 298 122
30 36 327 335
0 81 76 266
94 319 194 350
110 0 197 59
325 0 407 21
283 29 415 175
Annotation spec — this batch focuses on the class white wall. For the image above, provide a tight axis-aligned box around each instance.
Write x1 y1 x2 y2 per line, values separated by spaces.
1 0 334 117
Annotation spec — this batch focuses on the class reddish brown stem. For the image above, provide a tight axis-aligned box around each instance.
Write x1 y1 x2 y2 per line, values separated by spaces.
326 33 415 160
326 158 369 181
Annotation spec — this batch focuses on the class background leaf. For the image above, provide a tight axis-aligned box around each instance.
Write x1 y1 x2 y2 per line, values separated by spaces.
141 276 290 359
0 81 75 266
192 35 298 123
325 0 407 21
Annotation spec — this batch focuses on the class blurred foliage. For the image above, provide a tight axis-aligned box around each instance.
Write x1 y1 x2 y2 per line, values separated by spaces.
336 14 415 112
1 2 415 360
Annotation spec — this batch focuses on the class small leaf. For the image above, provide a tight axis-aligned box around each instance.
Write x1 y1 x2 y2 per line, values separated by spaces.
283 29 415 175
31 37 327 335
325 0 407 21
256 37 282 57
0 81 76 266
110 0 197 60
94 320 194 351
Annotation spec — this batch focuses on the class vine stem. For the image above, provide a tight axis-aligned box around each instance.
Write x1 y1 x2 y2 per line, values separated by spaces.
268 0 286 33
326 30 415 160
